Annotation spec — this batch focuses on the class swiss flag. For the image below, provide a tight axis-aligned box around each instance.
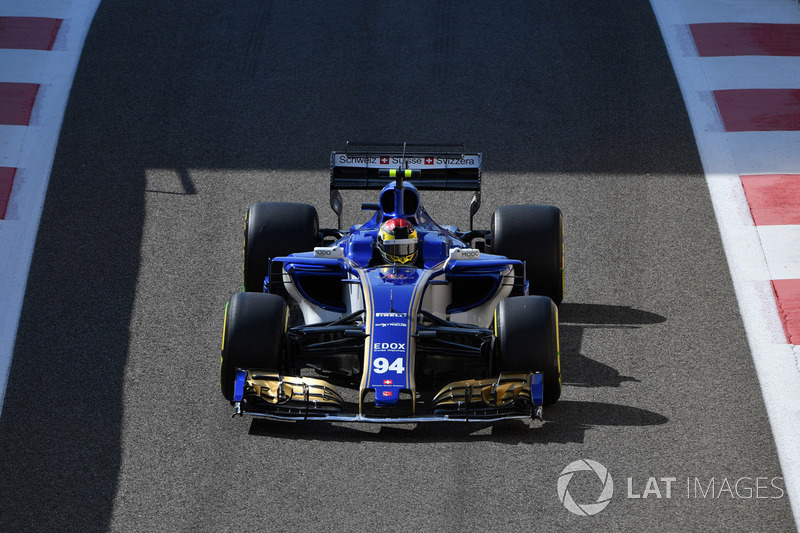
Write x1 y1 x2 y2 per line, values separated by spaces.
424 157 434 165
382 391 392 397
383 379 393 385
380 157 390 164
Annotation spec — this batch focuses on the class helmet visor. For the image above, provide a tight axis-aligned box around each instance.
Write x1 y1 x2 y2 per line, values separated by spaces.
382 238 418 259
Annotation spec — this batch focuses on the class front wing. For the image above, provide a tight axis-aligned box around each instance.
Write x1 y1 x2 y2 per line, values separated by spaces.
231 370 545 423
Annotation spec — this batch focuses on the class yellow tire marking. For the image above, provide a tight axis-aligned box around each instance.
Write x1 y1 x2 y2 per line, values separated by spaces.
221 301 229 352
554 304 562 386
220 300 230 391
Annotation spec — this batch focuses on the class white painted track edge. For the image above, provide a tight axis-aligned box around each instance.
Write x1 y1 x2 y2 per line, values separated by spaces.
0 0 103 424
649 0 800 529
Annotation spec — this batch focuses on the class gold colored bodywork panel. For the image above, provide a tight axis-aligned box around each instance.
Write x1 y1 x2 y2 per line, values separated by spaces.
432 373 532 409
246 371 343 408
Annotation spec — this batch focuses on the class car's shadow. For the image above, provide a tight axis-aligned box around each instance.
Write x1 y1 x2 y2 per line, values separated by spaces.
559 303 666 388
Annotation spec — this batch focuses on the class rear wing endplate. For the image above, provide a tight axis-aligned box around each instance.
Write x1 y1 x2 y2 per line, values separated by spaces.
330 142 482 229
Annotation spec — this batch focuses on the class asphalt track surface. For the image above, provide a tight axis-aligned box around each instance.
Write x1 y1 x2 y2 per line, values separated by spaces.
0 1 795 531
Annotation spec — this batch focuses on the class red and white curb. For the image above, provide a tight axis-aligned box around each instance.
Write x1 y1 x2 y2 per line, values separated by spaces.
0 0 101 417
651 0 800 527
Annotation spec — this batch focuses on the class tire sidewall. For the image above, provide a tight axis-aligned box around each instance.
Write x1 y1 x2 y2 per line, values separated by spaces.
243 202 319 293
491 204 564 304
495 295 561 404
220 292 288 400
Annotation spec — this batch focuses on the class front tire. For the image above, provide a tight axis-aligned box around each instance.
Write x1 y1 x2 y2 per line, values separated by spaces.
220 292 288 401
495 295 561 404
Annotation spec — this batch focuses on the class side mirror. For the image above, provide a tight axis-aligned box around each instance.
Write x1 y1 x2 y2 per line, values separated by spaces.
314 246 345 259
448 247 480 261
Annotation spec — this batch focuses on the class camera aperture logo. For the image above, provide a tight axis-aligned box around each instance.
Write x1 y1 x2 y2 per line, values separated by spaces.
558 459 614 516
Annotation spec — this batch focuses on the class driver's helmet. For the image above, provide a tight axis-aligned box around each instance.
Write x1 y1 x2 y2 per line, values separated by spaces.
377 218 420 265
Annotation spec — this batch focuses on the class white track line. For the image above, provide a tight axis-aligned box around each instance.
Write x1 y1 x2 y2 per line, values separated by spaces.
0 125 27 168
758 226 800 280
678 0 800 23
0 49 55 83
727 132 800 175
701 57 800 90
0 0 102 420
650 0 800 528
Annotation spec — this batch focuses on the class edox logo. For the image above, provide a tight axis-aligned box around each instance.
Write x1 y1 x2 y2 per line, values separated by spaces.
373 342 406 352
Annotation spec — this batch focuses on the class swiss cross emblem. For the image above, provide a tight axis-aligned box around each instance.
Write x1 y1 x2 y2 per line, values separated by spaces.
424 157 434 165
382 391 392 397
383 379 393 385
380 157 389 164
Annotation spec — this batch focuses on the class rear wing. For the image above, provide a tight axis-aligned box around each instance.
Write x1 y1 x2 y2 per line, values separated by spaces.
330 142 482 229
331 142 481 190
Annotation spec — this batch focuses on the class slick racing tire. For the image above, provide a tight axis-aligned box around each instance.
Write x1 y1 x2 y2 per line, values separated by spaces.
495 295 561 404
243 202 319 293
220 292 288 401
491 204 564 304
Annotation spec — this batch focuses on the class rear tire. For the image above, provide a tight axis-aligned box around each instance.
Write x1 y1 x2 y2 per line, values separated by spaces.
243 202 319 293
491 204 564 304
495 295 561 404
220 292 288 401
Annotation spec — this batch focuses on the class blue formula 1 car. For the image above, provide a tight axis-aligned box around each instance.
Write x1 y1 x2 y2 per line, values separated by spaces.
221 143 564 424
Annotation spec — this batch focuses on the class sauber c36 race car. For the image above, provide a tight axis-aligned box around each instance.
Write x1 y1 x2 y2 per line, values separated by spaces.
220 143 564 424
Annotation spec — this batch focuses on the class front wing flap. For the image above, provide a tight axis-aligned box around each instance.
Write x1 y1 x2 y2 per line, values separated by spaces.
233 369 544 422
431 372 543 421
